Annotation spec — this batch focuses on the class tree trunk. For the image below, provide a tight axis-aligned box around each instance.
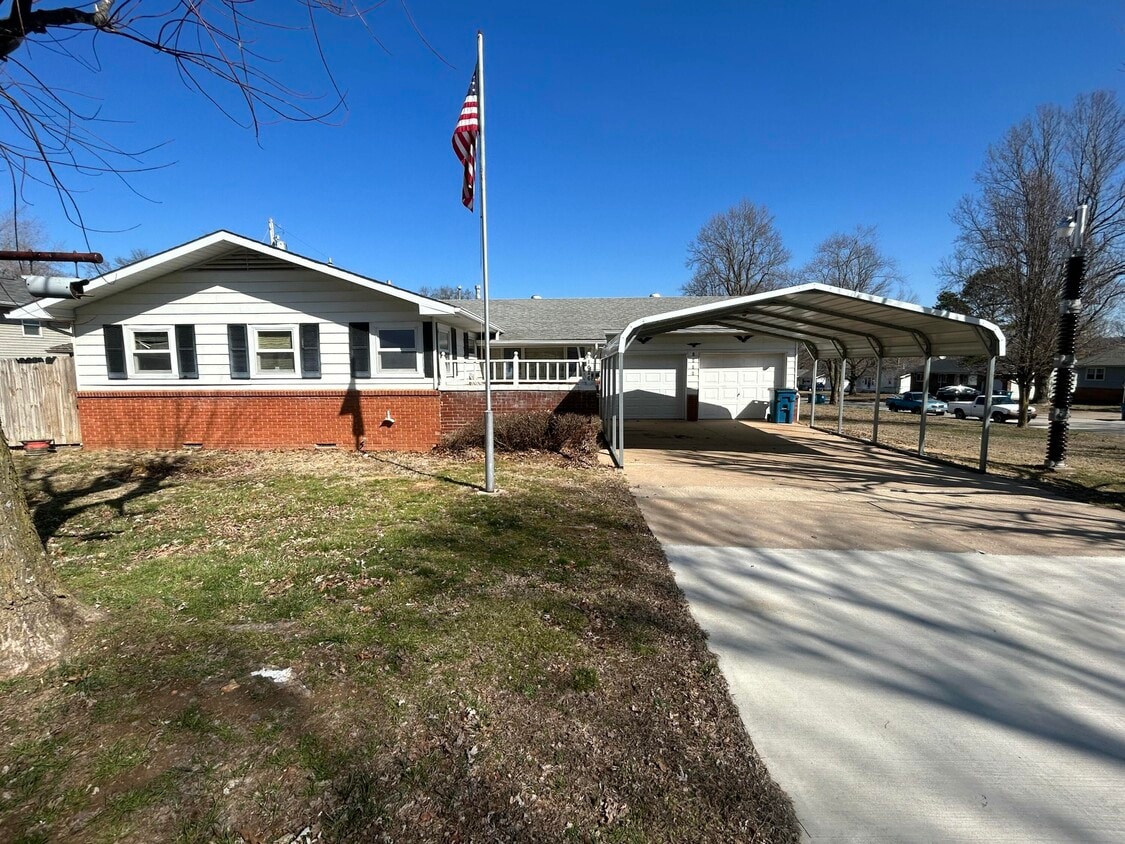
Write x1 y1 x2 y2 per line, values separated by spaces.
0 425 87 678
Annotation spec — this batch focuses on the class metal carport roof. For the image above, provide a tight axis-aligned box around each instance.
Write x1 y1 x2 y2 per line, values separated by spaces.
602 283 1005 360
600 283 1008 471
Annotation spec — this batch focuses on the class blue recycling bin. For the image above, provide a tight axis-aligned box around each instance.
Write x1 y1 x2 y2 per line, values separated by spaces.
772 388 798 424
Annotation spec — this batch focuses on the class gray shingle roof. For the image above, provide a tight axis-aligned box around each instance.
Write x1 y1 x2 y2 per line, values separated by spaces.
444 296 728 342
0 274 32 310
1083 338 1125 367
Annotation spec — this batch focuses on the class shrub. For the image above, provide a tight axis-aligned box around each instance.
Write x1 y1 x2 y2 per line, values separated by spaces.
438 411 601 460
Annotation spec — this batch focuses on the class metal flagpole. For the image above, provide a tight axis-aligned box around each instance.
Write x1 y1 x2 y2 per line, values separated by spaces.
476 31 495 493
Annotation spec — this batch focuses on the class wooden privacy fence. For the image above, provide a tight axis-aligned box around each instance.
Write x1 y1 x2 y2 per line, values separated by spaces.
0 357 81 445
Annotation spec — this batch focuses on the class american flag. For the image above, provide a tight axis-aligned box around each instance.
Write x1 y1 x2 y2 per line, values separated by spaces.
451 67 480 211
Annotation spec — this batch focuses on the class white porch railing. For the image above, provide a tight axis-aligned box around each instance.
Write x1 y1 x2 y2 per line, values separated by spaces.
441 352 599 385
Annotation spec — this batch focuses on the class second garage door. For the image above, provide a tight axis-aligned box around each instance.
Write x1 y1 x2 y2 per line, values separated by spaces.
699 354 779 419
623 354 684 419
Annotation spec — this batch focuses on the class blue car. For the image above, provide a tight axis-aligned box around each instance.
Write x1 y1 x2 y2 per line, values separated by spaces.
886 392 948 415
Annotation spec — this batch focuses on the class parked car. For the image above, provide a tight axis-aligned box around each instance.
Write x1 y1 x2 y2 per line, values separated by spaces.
935 385 978 402
948 395 1035 423
885 392 948 415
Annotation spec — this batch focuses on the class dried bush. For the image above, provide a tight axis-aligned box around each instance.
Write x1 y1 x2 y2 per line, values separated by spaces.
438 412 601 460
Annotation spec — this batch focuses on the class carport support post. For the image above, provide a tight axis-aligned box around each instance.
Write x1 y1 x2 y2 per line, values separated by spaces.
809 359 818 427
978 355 997 472
918 356 932 456
836 358 847 434
872 357 883 444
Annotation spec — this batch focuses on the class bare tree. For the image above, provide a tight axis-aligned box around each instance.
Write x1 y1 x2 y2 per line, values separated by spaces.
0 1 379 229
943 90 1125 425
0 1 390 678
799 225 904 399
683 200 791 295
418 284 467 300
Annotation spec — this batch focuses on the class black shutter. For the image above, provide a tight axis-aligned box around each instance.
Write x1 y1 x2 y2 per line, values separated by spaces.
176 325 199 379
463 331 471 358
422 322 435 378
228 324 250 379
104 324 127 380
349 322 370 378
300 324 321 378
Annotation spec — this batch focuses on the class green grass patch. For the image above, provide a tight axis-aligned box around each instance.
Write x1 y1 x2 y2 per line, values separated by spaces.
1 449 800 843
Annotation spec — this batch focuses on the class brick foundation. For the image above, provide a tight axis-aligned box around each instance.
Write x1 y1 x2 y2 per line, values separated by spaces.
439 389 599 434
77 390 442 451
76 388 601 451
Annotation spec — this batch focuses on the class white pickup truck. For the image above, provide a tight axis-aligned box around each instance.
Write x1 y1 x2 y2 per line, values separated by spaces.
947 395 1035 423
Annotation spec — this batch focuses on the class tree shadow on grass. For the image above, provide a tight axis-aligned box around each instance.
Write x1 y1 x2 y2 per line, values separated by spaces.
24 453 190 541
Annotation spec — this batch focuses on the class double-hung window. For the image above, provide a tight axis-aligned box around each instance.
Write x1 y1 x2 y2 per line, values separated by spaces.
376 327 420 374
252 326 298 375
1085 367 1105 381
127 327 176 376
21 320 41 337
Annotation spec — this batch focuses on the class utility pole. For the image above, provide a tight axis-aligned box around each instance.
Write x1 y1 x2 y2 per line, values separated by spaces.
1044 204 1088 470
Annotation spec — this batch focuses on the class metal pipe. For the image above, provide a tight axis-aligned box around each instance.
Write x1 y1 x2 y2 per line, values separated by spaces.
476 32 495 493
836 358 847 434
810 359 818 427
918 356 932 456
979 355 997 472
872 356 883 444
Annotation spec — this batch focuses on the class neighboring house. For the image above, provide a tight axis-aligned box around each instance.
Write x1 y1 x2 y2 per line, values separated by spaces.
8 231 799 450
0 275 73 358
1074 338 1125 403
907 357 1011 396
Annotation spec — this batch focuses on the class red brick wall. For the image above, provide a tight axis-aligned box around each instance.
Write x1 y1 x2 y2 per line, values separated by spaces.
77 390 442 451
439 389 599 434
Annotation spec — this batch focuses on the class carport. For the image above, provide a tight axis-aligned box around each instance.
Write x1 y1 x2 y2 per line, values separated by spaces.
600 283 1006 470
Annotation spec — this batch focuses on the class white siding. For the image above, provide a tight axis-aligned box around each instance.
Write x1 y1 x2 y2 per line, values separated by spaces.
73 269 437 390
0 319 72 359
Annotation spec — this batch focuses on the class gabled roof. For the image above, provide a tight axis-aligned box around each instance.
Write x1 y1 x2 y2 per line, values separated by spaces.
7 230 486 331
603 284 1007 359
446 296 728 343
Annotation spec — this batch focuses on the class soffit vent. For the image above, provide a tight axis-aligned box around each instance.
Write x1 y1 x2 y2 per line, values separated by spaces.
186 249 299 273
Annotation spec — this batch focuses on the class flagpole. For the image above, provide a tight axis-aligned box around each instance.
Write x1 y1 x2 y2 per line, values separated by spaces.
476 30 495 493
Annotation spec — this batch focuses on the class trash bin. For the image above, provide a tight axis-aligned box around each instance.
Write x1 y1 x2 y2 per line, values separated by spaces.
772 388 799 424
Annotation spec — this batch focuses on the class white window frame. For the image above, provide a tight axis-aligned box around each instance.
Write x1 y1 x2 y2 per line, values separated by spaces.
1085 367 1105 381
250 324 299 378
375 323 422 375
125 326 178 378
21 320 41 338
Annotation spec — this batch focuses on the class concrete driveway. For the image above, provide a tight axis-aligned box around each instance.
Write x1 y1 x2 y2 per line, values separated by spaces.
623 421 1125 843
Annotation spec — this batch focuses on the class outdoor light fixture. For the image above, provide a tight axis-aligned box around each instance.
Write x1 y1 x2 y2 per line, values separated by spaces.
384 410 395 424
687 342 701 348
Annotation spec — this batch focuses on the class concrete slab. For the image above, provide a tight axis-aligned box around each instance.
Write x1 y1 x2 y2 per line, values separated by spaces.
624 421 1125 843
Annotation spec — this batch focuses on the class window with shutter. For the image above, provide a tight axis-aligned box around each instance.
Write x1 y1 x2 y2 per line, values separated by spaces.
228 325 250 379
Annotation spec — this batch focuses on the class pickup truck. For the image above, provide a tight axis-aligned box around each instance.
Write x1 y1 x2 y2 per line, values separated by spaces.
948 395 1036 422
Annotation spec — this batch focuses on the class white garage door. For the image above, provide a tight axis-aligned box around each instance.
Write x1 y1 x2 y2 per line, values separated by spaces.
623 354 684 419
699 354 779 419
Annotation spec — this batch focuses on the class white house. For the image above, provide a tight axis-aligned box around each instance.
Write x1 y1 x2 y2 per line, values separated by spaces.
9 231 800 450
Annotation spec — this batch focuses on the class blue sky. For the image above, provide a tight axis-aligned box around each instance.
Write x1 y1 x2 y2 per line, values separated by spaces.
10 1 1125 305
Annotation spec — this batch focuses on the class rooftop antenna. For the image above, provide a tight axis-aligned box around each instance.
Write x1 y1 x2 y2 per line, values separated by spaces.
267 218 287 251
